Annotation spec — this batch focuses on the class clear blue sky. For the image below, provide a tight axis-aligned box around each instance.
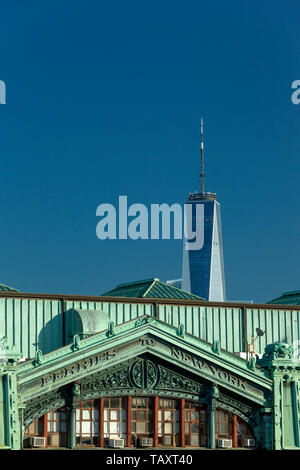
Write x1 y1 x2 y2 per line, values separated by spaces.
0 0 299 302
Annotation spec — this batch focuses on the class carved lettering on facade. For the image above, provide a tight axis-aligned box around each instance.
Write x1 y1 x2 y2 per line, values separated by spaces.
139 338 156 346
171 347 247 391
41 348 118 387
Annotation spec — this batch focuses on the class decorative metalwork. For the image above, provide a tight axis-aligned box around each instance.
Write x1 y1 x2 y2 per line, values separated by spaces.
218 392 255 421
81 366 131 393
130 359 159 389
23 387 69 429
158 366 205 396
134 315 154 328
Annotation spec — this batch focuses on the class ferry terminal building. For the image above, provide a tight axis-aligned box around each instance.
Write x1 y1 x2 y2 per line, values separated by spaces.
1 278 300 450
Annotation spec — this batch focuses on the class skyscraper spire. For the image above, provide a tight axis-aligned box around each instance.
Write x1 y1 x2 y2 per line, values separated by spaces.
200 117 205 194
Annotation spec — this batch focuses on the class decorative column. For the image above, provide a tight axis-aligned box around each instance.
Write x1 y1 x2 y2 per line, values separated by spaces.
69 405 76 449
232 415 238 448
259 408 273 450
153 396 159 447
0 338 22 450
180 399 185 447
208 384 219 449
69 382 80 449
127 396 132 447
257 342 300 450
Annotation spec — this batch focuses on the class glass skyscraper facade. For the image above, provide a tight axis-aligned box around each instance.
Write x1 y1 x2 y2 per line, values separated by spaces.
182 192 226 301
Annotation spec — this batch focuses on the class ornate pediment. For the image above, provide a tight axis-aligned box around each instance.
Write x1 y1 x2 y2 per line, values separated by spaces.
19 328 271 410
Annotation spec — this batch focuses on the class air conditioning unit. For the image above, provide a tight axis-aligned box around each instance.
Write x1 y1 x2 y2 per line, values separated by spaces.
243 438 255 448
109 438 125 448
30 436 46 448
217 439 232 448
140 437 153 447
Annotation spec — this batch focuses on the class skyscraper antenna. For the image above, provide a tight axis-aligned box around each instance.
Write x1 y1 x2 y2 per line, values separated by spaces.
200 117 205 194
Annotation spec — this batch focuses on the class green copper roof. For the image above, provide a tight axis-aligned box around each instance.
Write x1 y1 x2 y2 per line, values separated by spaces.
102 278 205 301
0 282 19 292
267 290 300 306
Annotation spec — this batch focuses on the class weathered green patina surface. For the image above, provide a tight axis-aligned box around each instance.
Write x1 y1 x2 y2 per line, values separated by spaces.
1 315 299 450
1 287 300 451
1 292 300 358
103 278 204 300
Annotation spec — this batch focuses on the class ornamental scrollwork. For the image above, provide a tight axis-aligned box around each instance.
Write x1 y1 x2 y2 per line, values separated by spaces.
262 342 294 361
23 387 69 429
81 366 131 392
157 366 205 396
134 315 154 327
217 392 254 419
130 359 159 389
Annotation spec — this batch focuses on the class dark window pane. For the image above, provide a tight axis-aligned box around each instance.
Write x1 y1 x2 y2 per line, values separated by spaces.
110 398 119 409
104 398 109 408
82 438 92 445
148 398 153 407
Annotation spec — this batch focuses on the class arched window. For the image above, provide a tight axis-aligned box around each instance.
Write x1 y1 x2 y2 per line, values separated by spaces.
237 417 254 447
23 417 43 447
215 409 255 448
24 396 210 449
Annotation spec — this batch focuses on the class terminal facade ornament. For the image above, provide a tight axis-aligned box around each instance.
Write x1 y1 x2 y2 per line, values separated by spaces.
1 318 300 450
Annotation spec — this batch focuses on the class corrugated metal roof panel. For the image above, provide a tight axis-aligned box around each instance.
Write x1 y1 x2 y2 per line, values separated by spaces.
103 280 154 298
103 278 204 301
267 291 300 305
0 283 19 292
